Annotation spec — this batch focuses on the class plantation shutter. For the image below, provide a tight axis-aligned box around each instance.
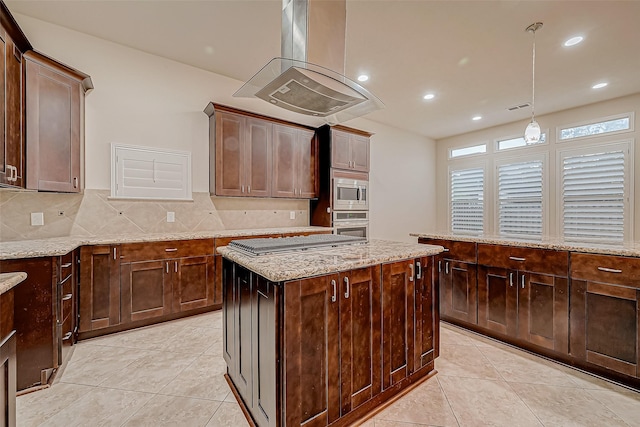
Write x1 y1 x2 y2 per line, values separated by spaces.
562 149 626 243
450 167 484 234
498 160 543 239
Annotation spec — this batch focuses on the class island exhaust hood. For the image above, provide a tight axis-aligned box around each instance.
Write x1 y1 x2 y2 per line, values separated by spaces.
233 0 383 124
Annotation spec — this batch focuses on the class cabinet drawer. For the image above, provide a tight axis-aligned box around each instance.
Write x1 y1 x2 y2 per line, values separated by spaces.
58 251 74 283
120 239 214 262
477 244 568 276
571 253 640 288
418 238 476 263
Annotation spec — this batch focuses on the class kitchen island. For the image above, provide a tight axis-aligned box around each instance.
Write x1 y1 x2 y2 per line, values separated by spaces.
218 239 443 427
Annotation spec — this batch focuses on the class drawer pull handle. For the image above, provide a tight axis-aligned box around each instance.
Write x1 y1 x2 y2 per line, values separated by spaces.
62 332 73 341
62 294 72 301
165 248 178 252
331 279 337 303
509 256 526 262
61 263 72 268
344 277 350 299
597 267 622 274
442 248 450 252
416 261 422 280
113 248 117 260
509 272 513 287
521 274 525 289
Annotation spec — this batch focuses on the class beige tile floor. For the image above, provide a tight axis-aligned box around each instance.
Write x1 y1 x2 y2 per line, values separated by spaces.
17 311 640 426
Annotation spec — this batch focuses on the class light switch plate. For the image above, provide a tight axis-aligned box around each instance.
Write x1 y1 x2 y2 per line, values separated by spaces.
289 211 296 220
31 212 44 226
167 211 175 223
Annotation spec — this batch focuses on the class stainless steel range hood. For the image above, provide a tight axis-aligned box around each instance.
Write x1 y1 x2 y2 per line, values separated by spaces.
233 0 383 124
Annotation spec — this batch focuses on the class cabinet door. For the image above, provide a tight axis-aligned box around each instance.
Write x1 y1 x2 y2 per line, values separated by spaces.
571 278 640 378
214 255 223 305
284 274 340 426
339 266 381 415
331 129 351 170
382 260 415 388
173 256 215 312
0 29 23 188
234 266 254 403
349 133 370 172
121 260 172 323
517 272 568 353
440 259 477 325
271 124 297 198
477 266 517 337
215 111 245 196
79 245 121 332
25 56 81 192
251 277 277 427
0 331 16 426
222 260 236 375
296 129 317 198
414 257 435 370
245 117 271 197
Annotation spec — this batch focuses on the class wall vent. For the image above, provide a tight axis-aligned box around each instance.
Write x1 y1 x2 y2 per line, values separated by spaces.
507 102 531 111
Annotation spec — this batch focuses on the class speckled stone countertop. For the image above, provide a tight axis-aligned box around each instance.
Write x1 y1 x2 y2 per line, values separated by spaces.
0 227 332 260
0 272 27 295
410 232 640 257
217 239 444 282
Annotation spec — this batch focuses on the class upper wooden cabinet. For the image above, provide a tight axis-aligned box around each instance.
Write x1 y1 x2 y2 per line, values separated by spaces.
205 103 317 199
0 4 30 188
330 128 370 172
272 124 317 198
25 51 92 193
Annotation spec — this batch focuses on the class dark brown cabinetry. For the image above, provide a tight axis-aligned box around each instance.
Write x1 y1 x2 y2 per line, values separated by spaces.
414 257 436 368
477 244 569 353
0 5 29 188
330 128 370 172
24 51 92 192
418 238 477 325
212 109 272 197
79 245 121 332
0 274 16 425
570 253 640 379
120 260 172 323
272 124 317 198
0 251 77 391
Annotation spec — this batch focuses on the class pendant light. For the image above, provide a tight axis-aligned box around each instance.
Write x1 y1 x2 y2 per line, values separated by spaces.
524 22 543 144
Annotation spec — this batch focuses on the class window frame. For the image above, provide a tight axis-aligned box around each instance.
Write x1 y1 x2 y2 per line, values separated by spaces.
556 112 634 143
495 129 549 152
556 139 634 244
448 142 488 159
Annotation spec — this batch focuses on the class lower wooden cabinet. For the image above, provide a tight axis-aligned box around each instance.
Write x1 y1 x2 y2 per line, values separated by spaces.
570 253 640 379
440 259 477 324
173 256 215 312
414 257 436 369
79 245 121 332
0 331 16 427
121 260 172 323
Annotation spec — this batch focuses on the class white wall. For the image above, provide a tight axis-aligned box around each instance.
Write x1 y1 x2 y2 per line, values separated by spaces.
14 14 438 242
435 93 640 240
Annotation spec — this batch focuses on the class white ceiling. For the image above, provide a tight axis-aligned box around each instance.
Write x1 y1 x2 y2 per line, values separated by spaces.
7 0 640 140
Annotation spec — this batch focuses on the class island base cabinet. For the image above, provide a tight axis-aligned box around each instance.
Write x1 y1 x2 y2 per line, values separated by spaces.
414 257 436 370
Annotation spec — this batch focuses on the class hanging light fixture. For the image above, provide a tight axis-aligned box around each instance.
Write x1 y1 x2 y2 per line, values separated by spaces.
524 22 543 144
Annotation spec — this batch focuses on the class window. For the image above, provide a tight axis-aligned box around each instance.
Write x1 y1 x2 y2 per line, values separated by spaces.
496 133 546 151
497 158 544 239
111 144 192 200
450 143 486 159
559 113 632 141
560 142 631 244
450 167 484 234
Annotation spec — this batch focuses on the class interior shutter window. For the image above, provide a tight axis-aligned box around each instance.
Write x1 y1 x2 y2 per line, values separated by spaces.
450 167 484 235
562 148 626 244
498 159 543 239
111 144 192 200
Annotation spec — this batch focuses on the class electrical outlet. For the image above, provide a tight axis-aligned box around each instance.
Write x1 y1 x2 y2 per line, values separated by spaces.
167 211 175 223
289 211 296 220
31 212 44 226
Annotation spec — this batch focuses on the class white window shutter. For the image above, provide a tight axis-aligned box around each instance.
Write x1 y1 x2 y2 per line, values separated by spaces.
497 159 543 239
450 167 484 234
111 144 192 200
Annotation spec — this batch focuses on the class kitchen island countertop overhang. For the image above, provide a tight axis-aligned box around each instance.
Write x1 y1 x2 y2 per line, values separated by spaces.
216 239 444 282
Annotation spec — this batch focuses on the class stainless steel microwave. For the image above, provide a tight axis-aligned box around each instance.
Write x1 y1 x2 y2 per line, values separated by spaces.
333 178 368 210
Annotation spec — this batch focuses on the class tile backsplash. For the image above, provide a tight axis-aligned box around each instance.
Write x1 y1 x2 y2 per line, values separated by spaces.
0 189 309 241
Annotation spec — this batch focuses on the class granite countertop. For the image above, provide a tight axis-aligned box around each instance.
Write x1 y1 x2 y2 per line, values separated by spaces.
0 226 332 260
410 232 640 257
217 239 444 282
0 272 27 295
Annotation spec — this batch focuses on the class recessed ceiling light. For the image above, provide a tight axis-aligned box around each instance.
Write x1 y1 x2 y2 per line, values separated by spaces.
357 74 369 82
564 36 583 47
592 82 608 89
423 93 435 100
472 116 482 121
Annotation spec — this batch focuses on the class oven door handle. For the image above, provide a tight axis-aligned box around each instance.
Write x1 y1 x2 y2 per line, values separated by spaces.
356 187 360 201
